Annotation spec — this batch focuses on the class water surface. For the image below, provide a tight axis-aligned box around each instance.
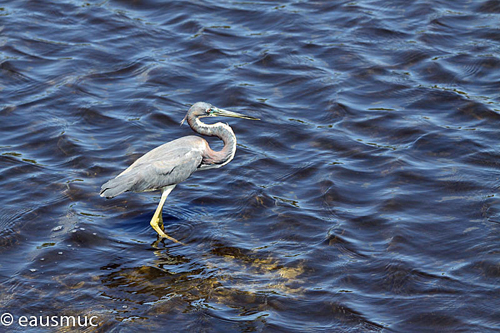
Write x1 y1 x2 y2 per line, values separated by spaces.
1 0 499 331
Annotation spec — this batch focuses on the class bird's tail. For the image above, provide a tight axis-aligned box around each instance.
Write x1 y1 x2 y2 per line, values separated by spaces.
100 173 136 198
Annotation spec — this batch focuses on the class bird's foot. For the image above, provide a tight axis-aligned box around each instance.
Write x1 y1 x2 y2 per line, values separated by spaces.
157 229 186 245
150 216 185 245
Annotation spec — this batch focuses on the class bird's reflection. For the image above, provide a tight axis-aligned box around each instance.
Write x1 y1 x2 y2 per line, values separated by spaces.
98 240 305 329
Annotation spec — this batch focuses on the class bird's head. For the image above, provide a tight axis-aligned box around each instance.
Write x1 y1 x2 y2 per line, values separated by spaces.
181 102 259 125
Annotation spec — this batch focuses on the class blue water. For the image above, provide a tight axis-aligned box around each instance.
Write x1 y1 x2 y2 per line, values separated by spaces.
1 0 499 331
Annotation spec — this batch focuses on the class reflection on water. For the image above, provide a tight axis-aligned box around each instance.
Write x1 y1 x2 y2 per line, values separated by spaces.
1 0 500 331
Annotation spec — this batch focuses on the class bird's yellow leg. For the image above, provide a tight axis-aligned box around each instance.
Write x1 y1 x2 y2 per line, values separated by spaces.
158 211 164 231
149 185 184 245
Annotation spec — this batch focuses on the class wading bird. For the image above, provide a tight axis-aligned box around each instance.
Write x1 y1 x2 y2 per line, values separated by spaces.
100 102 259 244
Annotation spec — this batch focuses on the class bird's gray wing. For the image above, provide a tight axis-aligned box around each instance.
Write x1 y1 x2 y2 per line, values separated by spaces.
100 136 205 198
132 148 203 192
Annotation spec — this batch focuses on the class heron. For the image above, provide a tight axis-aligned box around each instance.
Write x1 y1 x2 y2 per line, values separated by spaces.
100 102 259 244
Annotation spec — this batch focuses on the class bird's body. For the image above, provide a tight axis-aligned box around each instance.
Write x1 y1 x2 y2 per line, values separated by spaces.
100 102 258 243
100 136 205 197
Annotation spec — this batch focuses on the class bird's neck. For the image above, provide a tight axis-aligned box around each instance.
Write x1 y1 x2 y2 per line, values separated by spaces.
188 115 237 168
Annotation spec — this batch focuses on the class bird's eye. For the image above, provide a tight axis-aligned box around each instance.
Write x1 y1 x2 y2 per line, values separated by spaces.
206 108 212 114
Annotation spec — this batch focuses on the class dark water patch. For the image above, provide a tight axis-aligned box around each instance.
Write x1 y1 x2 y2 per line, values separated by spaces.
476 0 500 13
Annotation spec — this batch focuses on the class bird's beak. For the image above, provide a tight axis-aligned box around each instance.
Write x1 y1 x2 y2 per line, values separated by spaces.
212 107 260 120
